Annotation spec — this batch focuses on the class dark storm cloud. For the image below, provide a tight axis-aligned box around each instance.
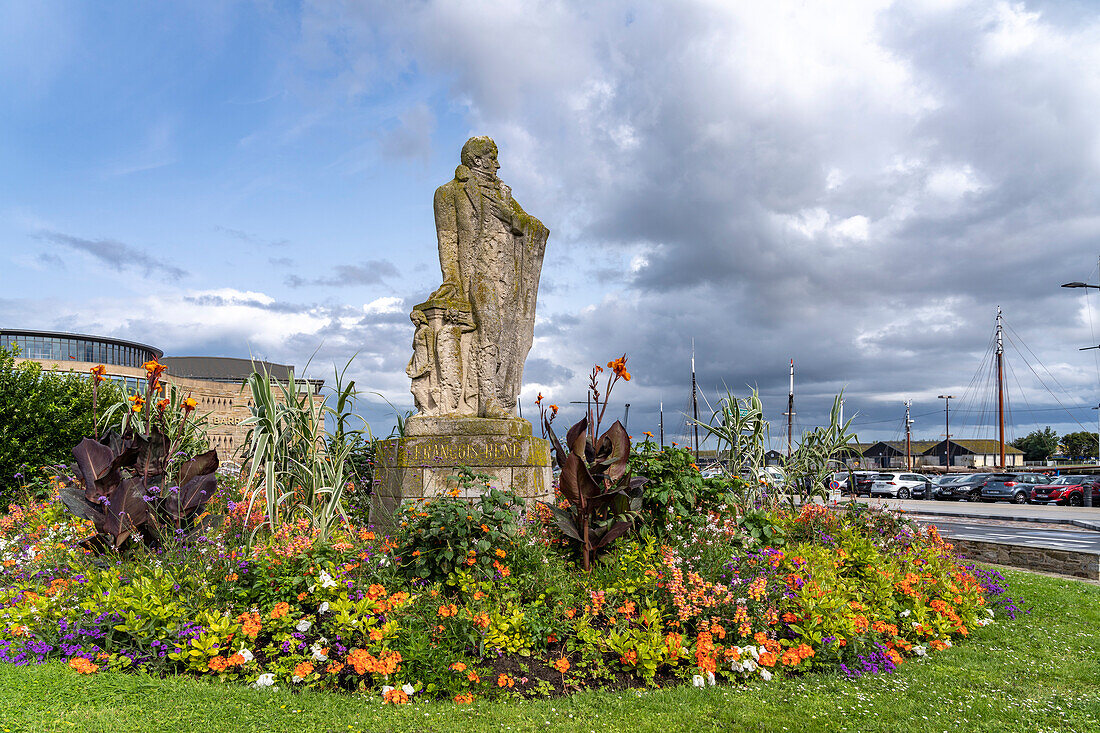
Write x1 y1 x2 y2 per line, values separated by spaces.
35 229 188 279
200 0 1100 439
285 260 400 288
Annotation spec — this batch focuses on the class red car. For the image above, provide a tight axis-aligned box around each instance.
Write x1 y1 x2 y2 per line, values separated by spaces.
1030 475 1100 506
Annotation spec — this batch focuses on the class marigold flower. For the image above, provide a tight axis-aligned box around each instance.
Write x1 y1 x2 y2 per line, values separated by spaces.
270 602 290 619
450 662 467 672
552 657 570 673
208 656 228 672
438 604 458 618
497 674 515 688
467 670 480 683
293 661 314 679
454 693 474 704
495 548 507 558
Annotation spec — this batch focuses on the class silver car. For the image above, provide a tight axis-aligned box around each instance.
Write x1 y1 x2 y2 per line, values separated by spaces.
870 471 932 499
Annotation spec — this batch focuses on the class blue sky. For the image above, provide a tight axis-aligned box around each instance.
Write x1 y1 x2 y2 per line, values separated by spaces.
4 1 1100 448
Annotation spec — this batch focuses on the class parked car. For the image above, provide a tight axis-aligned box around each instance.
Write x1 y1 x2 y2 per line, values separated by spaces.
937 473 995 501
829 470 877 496
1030 475 1100 506
870 471 932 499
930 474 964 500
980 473 1051 504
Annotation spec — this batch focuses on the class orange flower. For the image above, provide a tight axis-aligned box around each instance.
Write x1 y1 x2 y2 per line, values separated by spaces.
552 657 570 673
454 693 474 704
450 662 467 672
90 365 107 382
549 404 559 415
383 688 409 705
564 607 576 619
472 613 490 628
438 604 458 618
225 573 239 582
759 652 778 667
69 657 99 674
237 612 262 638
366 584 387 600
495 548 507 558
473 591 485 601
270 602 290 619
156 398 170 412
467 670 480 683
497 674 515 688
294 661 314 678
782 612 798 623
208 656 228 672
327 661 345 674
620 649 638 666
226 653 246 666
369 628 384 642
183 396 197 411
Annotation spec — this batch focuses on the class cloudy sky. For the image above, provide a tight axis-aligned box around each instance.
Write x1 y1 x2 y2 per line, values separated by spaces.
4 0 1100 449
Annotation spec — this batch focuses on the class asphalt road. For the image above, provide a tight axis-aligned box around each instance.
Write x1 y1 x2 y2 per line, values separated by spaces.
914 518 1100 553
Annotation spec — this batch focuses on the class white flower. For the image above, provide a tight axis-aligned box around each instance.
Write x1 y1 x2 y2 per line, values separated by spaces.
749 646 760 660
706 671 716 686
401 683 415 696
319 601 330 614
899 609 911 618
759 669 772 681
310 643 328 662
252 673 276 688
296 619 312 633
912 645 927 657
730 660 743 673
238 648 254 663
743 659 758 673
692 675 706 688
381 685 394 695
292 676 303 683
911 621 920 628
319 570 337 589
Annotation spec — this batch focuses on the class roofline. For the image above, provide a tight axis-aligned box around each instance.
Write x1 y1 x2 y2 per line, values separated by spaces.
1 328 163 359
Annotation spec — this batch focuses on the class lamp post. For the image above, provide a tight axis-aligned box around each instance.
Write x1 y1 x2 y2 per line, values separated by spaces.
1062 280 1100 507
938 395 954 473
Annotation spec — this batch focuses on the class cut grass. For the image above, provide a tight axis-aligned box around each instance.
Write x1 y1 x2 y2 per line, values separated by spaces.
0 567 1097 733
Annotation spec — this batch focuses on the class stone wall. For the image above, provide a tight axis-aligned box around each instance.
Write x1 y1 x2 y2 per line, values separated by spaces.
949 537 1100 580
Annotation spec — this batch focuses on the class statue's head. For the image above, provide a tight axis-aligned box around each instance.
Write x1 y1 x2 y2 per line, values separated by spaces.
460 136 499 177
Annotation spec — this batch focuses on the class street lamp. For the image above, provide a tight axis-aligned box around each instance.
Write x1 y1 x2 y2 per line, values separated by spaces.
1063 280 1099 507
938 395 954 472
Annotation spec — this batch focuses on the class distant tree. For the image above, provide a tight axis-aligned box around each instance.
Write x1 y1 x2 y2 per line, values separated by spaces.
1010 427 1059 462
1060 431 1099 459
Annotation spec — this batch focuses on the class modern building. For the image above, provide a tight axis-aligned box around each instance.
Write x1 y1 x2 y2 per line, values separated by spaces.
2 328 322 460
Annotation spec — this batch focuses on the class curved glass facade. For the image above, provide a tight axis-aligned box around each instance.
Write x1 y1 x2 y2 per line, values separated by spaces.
0 331 160 368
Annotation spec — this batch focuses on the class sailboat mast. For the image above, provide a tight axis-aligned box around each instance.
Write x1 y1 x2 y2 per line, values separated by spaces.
787 359 795 458
691 341 700 456
905 400 912 470
659 400 664 447
996 307 1005 468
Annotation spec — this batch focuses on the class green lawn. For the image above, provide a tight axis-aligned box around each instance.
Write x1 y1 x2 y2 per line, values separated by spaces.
1 567 1097 733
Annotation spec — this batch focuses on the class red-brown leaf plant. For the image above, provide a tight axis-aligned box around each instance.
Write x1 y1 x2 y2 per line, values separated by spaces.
540 356 645 571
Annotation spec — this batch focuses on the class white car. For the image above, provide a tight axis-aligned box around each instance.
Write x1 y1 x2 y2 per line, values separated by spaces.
870 471 932 499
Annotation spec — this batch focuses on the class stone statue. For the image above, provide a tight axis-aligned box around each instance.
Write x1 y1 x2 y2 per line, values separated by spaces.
409 136 549 419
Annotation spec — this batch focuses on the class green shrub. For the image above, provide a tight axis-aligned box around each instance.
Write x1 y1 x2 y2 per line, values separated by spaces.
393 468 522 586
0 346 122 505
630 440 705 530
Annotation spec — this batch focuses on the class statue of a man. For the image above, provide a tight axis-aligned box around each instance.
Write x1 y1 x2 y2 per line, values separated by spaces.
419 136 549 419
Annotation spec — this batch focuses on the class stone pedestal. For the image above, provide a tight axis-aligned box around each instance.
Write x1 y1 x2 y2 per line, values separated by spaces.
369 416 553 530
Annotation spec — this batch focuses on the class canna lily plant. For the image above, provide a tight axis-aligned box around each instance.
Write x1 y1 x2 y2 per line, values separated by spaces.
59 359 219 550
540 356 645 571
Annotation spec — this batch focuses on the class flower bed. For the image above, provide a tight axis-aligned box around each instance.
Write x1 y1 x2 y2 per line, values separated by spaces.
0 473 1019 705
